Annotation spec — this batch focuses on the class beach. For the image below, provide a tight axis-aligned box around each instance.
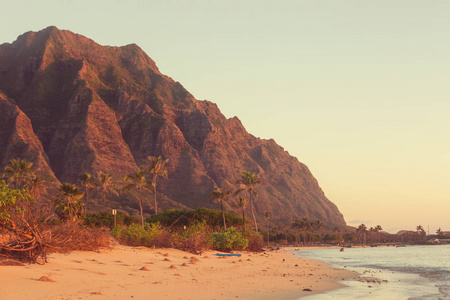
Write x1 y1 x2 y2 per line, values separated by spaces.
0 246 355 300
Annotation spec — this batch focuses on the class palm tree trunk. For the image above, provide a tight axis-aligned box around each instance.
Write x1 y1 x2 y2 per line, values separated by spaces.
84 187 88 213
153 178 158 214
139 190 144 226
267 219 270 247
221 201 227 230
242 208 246 232
249 191 258 232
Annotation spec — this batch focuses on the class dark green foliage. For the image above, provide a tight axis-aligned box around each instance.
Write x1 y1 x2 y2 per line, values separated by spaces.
112 222 208 253
83 211 139 229
146 208 243 230
0 180 23 224
323 233 344 242
245 231 264 252
209 227 248 252
112 223 164 246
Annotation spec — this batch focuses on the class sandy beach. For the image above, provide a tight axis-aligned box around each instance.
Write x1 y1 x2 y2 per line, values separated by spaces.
0 246 356 300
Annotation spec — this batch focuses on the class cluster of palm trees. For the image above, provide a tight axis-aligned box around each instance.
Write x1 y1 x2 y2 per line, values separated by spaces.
1 157 169 227
355 224 383 244
209 171 265 233
291 218 325 245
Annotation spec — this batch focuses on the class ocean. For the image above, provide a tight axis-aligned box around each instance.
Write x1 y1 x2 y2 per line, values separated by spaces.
292 245 450 299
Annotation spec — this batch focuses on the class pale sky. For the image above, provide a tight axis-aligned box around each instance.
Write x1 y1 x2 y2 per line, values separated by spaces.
1 0 449 233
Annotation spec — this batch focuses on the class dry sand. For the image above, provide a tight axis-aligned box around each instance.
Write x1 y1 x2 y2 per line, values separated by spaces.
0 246 356 300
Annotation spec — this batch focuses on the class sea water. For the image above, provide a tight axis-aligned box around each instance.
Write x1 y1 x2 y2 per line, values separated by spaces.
293 245 450 299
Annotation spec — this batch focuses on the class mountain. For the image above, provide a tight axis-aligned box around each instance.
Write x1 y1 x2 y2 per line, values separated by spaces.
0 26 346 227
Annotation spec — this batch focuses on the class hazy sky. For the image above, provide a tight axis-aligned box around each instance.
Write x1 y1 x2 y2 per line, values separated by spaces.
2 0 449 233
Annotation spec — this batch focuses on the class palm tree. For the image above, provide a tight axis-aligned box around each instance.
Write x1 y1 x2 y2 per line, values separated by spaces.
333 226 340 234
368 227 376 244
94 171 118 208
375 225 383 243
3 158 33 189
292 218 310 245
235 171 260 232
265 211 272 247
23 174 46 200
436 228 443 237
56 183 84 222
357 223 367 244
78 172 94 213
313 220 324 244
209 187 231 230
235 196 248 231
122 168 153 226
142 156 169 214
416 225 426 240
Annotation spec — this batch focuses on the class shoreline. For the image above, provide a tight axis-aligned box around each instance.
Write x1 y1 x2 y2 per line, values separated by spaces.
0 245 356 300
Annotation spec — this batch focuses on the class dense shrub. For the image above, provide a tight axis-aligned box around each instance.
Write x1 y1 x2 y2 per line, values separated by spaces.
245 230 264 252
48 223 112 252
209 227 248 252
84 211 139 228
171 221 210 254
146 208 244 230
111 222 209 253
112 223 164 246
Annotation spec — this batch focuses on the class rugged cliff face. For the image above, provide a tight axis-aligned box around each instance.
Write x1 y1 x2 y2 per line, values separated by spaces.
0 27 346 227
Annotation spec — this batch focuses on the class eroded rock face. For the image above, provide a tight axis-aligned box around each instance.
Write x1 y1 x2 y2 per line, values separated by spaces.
0 27 346 226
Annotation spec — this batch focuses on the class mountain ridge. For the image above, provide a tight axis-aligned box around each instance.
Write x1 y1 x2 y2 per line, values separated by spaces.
0 26 346 227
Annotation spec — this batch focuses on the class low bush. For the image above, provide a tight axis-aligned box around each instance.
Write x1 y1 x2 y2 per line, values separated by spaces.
112 223 163 246
245 230 264 252
172 221 209 254
146 208 244 231
47 223 112 252
209 227 248 252
84 211 139 228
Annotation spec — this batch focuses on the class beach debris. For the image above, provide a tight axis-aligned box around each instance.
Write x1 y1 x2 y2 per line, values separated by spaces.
183 256 189 259
91 291 102 295
204 255 210 259
181 263 189 267
0 258 25 266
169 265 177 269
174 273 181 276
163 258 172 262
163 253 169 257
38 276 55 282
247 258 251 261
153 281 162 284
303 288 312 292
139 266 150 271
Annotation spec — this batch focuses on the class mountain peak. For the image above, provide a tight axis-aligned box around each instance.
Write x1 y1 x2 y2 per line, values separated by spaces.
0 28 347 227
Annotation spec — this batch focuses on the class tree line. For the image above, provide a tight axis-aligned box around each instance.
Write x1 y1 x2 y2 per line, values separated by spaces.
1 158 272 234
